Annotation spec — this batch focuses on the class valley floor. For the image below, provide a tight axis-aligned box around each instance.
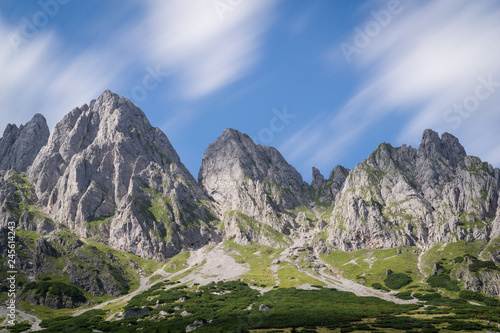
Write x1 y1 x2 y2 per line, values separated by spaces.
2 239 500 332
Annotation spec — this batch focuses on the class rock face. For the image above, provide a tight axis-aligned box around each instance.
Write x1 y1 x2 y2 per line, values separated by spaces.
309 165 350 204
27 90 218 259
0 114 50 172
451 260 500 298
327 130 500 251
123 306 150 319
199 128 308 245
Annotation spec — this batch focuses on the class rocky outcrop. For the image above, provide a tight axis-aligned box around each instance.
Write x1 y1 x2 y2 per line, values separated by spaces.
27 90 218 259
22 290 85 309
199 128 308 245
123 306 150 319
327 130 500 251
0 114 50 172
0 169 55 233
451 259 500 298
309 165 350 204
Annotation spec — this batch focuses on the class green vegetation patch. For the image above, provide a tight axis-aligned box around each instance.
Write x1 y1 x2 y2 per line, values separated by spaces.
420 241 485 276
384 273 412 290
426 274 460 292
320 246 421 288
254 287 419 330
23 281 86 304
225 240 282 287
277 266 325 288
164 250 190 273
39 309 106 332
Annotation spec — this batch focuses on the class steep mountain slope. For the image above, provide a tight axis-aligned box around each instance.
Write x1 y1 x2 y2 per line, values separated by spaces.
327 130 500 252
199 128 309 246
27 90 219 259
0 114 49 172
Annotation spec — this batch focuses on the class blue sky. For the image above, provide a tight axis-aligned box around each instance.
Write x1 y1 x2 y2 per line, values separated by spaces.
1 0 500 182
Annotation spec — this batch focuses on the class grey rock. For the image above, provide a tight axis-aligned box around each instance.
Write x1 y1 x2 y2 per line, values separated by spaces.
27 90 219 259
451 261 500 298
311 167 325 189
159 310 172 316
313 165 350 203
326 130 500 252
199 128 307 245
186 319 205 332
22 290 84 309
0 114 50 172
123 306 150 319
432 263 442 275
1 91 499 301
193 319 205 326
259 304 272 311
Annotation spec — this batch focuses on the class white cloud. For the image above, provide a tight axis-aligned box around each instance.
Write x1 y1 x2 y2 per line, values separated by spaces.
0 17 125 133
285 0 500 172
140 0 279 99
0 1 279 136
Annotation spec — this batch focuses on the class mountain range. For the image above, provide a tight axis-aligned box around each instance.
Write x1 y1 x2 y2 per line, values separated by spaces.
1 90 500 331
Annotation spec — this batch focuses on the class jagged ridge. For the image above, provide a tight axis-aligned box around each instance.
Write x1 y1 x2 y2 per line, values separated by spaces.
1 90 500 301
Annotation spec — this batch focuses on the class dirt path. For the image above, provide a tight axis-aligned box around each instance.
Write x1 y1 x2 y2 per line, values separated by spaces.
417 246 427 282
0 307 42 332
299 259 419 305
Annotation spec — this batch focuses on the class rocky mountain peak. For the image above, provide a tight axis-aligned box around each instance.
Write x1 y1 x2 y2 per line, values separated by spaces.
199 128 304 189
418 129 466 166
0 113 50 172
328 165 350 187
311 167 325 188
26 90 216 259
199 128 308 245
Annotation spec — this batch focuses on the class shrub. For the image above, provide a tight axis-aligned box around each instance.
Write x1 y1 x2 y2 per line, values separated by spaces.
454 256 464 263
446 320 484 331
483 297 500 306
373 315 432 330
458 290 485 302
384 273 412 290
426 274 460 291
7 321 32 333
395 291 413 300
371 283 389 292
23 281 86 303
469 259 499 272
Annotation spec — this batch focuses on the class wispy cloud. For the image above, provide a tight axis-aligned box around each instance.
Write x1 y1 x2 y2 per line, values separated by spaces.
139 0 279 99
0 17 122 132
0 1 279 135
283 0 500 172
